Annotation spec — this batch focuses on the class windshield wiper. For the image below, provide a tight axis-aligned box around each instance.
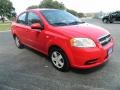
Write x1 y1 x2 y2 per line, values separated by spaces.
68 21 85 25
52 22 68 26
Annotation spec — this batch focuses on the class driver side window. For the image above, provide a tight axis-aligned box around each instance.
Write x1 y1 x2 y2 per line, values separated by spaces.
27 12 42 26
17 12 27 25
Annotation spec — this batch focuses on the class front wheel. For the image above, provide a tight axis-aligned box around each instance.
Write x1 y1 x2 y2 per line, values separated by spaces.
103 19 109 23
14 36 24 49
49 47 70 72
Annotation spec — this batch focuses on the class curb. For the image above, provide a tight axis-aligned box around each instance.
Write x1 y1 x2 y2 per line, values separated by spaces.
0 30 10 33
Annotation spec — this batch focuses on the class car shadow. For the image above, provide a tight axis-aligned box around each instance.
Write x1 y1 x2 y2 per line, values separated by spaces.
24 46 108 74
71 61 108 74
25 46 50 61
105 22 120 24
112 22 120 24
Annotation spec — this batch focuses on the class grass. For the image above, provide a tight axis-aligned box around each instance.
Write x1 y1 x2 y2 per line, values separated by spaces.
0 22 10 31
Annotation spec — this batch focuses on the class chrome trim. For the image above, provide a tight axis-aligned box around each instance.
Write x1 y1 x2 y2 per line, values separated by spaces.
98 34 111 46
98 34 110 40
99 36 111 44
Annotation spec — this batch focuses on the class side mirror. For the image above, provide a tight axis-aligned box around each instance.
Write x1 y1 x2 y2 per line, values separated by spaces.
31 23 43 29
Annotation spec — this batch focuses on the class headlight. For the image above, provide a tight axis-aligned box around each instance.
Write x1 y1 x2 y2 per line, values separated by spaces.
70 38 96 48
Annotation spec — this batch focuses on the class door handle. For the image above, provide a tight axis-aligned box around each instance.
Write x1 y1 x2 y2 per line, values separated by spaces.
26 29 29 32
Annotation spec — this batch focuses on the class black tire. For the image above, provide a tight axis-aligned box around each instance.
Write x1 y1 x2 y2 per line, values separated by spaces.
14 36 24 49
110 18 115 23
109 21 113 23
103 19 109 23
49 47 70 72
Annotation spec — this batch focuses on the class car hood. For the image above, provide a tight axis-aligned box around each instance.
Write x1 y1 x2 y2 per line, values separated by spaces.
103 15 109 18
54 23 110 42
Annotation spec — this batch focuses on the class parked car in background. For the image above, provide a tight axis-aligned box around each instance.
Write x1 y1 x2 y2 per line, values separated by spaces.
11 9 114 71
102 11 120 23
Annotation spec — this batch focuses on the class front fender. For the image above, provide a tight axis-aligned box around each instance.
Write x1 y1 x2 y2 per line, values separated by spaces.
46 35 74 66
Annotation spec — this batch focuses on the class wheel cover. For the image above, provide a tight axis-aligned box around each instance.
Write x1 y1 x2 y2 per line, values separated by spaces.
51 51 64 68
104 19 107 23
15 37 20 47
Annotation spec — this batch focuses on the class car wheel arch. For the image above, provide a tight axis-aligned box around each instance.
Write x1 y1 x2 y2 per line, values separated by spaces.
13 34 17 39
48 45 65 56
46 37 74 66
47 43 73 66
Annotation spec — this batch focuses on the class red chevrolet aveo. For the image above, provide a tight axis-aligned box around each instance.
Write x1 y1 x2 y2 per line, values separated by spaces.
11 9 114 71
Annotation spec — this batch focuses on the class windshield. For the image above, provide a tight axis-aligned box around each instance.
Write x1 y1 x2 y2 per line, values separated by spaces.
41 10 84 26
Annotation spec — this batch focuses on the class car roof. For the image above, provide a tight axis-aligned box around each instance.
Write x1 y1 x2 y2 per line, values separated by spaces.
27 8 60 12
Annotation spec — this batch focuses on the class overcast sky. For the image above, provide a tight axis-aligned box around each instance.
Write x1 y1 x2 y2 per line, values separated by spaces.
10 0 120 14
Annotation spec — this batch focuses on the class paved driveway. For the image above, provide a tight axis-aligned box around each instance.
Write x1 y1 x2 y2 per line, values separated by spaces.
0 19 120 90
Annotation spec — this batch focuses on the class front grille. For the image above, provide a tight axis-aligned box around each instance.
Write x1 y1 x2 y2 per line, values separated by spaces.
99 34 111 46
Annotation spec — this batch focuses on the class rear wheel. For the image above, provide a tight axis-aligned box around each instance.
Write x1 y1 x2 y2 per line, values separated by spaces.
49 47 70 72
14 36 24 49
110 18 115 23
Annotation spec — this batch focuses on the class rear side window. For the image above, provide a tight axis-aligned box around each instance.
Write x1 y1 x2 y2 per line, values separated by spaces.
27 12 42 26
17 13 27 25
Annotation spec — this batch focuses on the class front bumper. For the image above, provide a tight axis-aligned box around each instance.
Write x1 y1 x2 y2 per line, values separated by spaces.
69 39 114 69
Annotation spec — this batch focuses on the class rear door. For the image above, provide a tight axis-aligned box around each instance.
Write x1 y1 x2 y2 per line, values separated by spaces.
15 12 28 44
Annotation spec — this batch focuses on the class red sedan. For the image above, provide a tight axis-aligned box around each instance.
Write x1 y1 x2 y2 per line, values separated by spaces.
11 9 114 71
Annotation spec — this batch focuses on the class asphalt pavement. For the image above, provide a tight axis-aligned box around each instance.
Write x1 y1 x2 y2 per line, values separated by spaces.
0 19 120 90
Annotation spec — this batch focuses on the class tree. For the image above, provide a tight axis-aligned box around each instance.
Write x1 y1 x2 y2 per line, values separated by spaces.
0 0 16 23
27 0 84 17
78 13 84 18
67 9 78 16
39 0 65 10
27 5 39 10
67 9 84 17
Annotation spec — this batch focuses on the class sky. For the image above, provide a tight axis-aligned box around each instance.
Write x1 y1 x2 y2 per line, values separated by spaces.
10 0 120 14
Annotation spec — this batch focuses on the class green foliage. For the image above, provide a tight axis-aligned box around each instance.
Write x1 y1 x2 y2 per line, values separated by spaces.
0 0 16 20
0 23 10 31
78 13 84 17
27 5 39 10
39 0 65 10
67 9 84 18
27 0 84 17
67 9 78 16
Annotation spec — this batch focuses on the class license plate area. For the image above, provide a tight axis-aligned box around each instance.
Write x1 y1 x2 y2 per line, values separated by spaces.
108 47 113 55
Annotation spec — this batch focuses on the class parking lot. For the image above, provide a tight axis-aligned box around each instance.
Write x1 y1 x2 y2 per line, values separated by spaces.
0 19 120 90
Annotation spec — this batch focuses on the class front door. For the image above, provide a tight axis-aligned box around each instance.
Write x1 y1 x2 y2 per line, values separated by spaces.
117 12 120 21
26 11 47 53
